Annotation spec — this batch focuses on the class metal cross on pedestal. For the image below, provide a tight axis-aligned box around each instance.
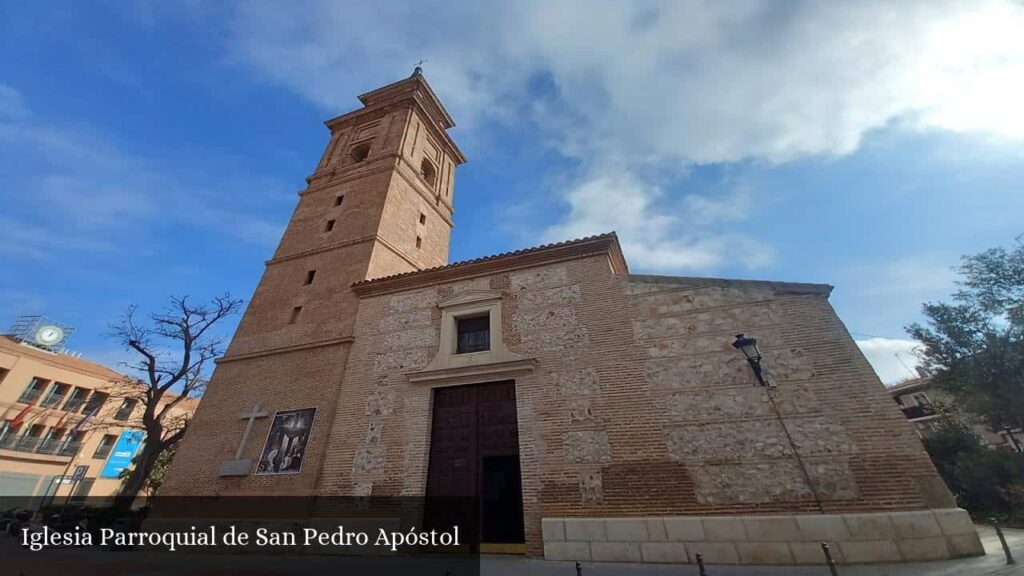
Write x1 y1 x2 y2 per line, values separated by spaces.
235 404 268 460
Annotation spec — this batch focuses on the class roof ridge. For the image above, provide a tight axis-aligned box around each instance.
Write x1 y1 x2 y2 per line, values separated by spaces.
353 232 619 287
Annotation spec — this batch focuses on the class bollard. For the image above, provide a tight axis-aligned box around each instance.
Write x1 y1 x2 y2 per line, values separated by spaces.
821 542 839 576
575 560 582 576
993 521 1016 565
695 552 707 576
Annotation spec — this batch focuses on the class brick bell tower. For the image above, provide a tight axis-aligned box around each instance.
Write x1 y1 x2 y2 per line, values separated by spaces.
225 67 466 358
161 69 465 495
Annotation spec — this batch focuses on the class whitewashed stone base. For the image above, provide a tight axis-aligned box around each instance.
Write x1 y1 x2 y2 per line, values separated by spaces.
542 509 983 565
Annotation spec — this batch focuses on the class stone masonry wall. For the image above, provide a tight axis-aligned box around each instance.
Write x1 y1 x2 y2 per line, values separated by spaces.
317 255 952 557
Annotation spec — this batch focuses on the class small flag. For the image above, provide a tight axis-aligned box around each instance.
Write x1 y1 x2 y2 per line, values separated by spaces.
9 404 33 428
70 405 99 433
24 406 52 427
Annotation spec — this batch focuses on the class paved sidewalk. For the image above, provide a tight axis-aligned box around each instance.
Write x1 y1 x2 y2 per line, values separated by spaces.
480 526 1024 576
3 525 1022 575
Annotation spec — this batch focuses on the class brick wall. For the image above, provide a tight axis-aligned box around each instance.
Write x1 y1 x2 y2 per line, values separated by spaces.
161 344 349 495
316 254 951 556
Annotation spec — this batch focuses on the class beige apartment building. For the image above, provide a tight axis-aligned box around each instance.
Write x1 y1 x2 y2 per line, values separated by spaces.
890 376 1023 451
0 326 196 503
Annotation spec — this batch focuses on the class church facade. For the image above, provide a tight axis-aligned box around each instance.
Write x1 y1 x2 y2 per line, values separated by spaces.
161 71 982 565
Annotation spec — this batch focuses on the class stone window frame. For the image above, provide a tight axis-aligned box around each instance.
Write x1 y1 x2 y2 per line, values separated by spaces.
410 289 534 385
349 141 371 164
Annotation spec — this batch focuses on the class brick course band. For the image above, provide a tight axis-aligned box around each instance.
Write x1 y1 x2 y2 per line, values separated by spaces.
542 509 983 564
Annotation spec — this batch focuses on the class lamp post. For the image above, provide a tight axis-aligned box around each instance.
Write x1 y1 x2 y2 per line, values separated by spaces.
731 333 823 512
732 334 771 388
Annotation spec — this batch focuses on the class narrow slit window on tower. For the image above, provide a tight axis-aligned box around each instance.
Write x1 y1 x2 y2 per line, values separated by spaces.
415 236 422 249
456 314 490 354
419 213 426 225
334 195 344 206
304 270 316 285
350 142 371 164
325 219 336 232
288 306 303 325
420 159 436 186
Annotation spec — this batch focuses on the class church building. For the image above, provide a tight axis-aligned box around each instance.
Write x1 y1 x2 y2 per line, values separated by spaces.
162 70 982 565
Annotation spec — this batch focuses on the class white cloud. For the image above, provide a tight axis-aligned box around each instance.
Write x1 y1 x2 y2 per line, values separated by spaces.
541 170 773 270
228 1 1024 160
223 0 1024 271
0 84 30 120
856 337 924 385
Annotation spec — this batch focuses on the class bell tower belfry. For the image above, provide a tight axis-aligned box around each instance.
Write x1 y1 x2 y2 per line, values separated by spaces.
302 66 465 279
224 69 465 359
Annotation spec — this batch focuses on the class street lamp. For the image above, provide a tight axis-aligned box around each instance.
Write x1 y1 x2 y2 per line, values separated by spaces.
732 333 769 387
730 332 820 511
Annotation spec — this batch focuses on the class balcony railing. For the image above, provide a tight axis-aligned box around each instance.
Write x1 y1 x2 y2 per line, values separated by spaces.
0 435 38 451
901 404 936 420
0 435 81 457
16 389 43 404
93 445 113 459
40 393 66 408
113 407 134 421
81 401 104 415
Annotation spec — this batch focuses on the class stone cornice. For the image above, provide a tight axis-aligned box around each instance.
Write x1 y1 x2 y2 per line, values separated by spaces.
626 274 834 297
265 233 426 275
406 358 537 386
323 77 466 164
353 233 627 298
216 336 354 364
302 159 398 191
374 235 425 272
266 235 377 266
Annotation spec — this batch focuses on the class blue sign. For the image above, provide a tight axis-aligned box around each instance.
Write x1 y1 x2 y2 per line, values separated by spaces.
72 465 88 482
100 430 145 478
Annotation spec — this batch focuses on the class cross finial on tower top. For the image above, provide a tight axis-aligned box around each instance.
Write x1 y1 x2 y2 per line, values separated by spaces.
412 59 428 77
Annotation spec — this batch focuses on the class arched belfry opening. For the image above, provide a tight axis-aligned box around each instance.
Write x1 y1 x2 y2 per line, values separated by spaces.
350 142 371 164
420 158 437 187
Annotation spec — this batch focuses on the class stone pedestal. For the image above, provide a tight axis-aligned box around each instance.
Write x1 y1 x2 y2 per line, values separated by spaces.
217 458 253 477
542 508 983 565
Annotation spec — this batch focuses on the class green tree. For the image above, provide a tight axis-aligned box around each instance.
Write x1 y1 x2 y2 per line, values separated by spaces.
921 418 1024 520
907 243 1024 431
119 446 177 504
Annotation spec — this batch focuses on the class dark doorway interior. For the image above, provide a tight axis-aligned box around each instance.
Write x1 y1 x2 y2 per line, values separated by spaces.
481 455 525 543
425 380 525 548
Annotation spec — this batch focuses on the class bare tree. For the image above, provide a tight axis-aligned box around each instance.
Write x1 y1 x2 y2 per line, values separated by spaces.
108 294 242 508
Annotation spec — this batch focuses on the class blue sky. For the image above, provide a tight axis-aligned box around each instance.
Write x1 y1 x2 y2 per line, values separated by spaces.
2 1 1023 384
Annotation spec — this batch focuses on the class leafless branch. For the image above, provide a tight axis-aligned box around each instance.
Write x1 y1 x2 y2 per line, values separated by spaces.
107 293 242 504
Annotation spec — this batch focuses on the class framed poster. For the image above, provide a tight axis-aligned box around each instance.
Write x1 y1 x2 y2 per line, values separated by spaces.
255 407 316 475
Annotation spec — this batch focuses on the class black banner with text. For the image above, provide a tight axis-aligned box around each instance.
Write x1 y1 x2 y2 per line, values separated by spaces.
0 496 483 576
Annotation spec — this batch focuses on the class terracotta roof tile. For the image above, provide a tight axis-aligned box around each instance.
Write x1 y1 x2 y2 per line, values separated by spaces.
353 232 620 288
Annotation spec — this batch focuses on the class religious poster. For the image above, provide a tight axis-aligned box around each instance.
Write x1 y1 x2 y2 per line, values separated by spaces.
255 407 316 475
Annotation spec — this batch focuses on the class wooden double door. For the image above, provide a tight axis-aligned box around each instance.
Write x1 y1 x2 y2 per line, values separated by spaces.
425 380 525 545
